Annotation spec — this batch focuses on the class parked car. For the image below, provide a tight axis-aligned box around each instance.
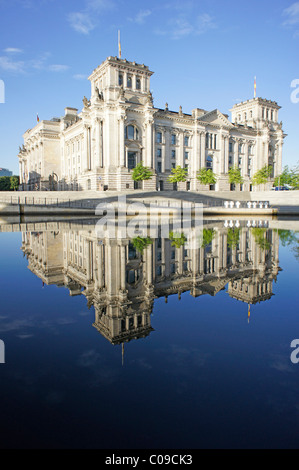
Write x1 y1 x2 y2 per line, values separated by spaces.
274 186 290 191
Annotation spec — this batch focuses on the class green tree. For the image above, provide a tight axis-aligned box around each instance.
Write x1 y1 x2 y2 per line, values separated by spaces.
227 227 241 248
196 168 217 186
251 228 271 250
252 165 272 186
132 236 153 254
169 231 187 248
276 230 298 247
10 176 19 191
274 165 299 188
228 166 244 185
167 165 188 183
131 162 153 182
0 176 12 191
200 228 216 248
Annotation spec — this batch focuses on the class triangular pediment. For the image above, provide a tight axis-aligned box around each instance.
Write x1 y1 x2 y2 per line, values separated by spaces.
199 109 233 128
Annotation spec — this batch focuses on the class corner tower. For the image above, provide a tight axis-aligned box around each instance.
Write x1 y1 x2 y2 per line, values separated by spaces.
88 56 154 105
230 97 281 129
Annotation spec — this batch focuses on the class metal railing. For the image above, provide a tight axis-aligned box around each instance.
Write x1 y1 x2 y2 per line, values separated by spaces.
0 195 272 210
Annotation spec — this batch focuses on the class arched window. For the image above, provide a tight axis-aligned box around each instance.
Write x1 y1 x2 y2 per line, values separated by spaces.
125 125 139 140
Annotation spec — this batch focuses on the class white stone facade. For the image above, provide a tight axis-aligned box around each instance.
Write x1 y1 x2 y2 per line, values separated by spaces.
18 56 286 192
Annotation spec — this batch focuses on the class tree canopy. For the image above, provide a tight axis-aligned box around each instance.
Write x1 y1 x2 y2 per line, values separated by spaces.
167 166 188 183
228 166 244 185
0 176 19 191
196 168 217 186
131 162 153 182
200 228 216 248
169 231 187 248
132 236 153 253
274 165 299 188
252 165 272 186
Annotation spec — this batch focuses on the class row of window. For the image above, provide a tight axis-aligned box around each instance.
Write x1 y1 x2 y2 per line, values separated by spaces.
122 126 258 159
229 142 254 154
119 73 143 90
236 108 276 122
206 133 217 150
66 140 83 155
157 148 190 160
157 132 190 147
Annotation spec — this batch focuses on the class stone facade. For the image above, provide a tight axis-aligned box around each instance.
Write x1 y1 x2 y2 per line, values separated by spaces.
18 56 285 192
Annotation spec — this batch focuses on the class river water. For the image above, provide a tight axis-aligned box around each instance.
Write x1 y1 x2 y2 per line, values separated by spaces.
0 217 299 449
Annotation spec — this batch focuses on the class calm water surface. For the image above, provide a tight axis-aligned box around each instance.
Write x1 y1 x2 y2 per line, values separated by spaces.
0 218 299 449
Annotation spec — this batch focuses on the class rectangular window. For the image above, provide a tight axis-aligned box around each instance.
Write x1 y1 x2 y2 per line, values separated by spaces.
156 132 162 144
136 77 141 90
119 74 123 86
128 152 137 169
171 150 176 159
157 148 162 158
214 135 217 149
127 75 132 88
171 134 176 145
157 161 162 173
185 151 189 160
229 142 233 153
172 162 176 169
184 136 189 147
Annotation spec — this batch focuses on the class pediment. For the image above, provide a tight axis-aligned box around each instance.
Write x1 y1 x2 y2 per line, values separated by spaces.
199 109 233 128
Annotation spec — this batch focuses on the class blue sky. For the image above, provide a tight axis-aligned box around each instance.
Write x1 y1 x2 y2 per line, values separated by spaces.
0 0 298 175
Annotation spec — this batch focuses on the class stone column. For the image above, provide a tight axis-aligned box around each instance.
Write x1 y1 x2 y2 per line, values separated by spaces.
84 125 89 171
200 132 206 169
164 129 170 172
97 244 104 289
145 119 154 168
119 243 126 291
119 116 125 167
224 136 229 174
193 130 199 174
95 118 101 168
179 131 184 168
243 141 249 178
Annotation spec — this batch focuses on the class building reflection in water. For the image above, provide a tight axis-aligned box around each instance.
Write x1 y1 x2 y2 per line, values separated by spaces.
21 219 280 348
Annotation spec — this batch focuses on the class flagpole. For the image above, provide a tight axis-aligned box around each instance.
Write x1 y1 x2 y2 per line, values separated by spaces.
118 30 121 59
